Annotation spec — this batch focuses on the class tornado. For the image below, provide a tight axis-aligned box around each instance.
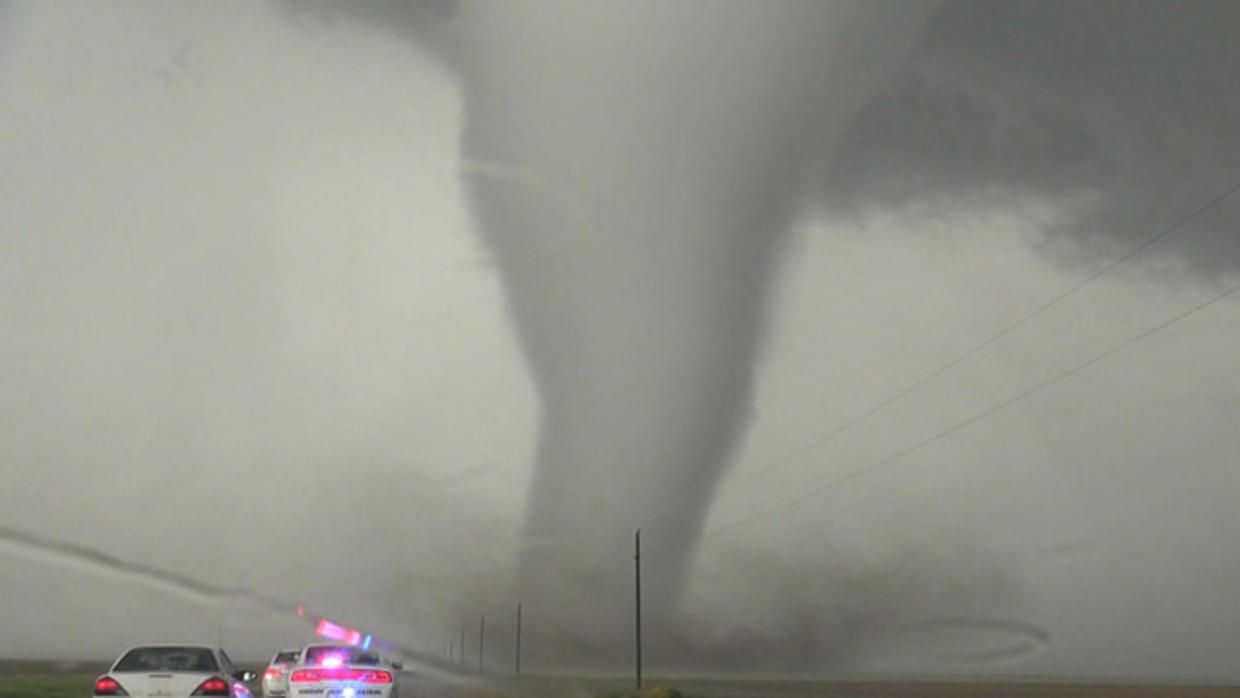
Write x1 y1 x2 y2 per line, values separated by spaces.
453 1 935 660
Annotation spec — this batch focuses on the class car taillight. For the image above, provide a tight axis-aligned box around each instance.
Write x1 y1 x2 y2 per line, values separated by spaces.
93 676 129 696
264 668 283 678
360 670 392 684
190 677 231 696
290 668 392 683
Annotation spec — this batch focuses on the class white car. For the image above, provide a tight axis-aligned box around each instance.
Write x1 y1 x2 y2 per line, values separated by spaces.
288 643 399 698
261 648 301 697
92 644 257 697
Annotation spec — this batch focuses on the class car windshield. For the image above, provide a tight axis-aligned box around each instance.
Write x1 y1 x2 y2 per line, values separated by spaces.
5 1 1240 694
113 647 219 673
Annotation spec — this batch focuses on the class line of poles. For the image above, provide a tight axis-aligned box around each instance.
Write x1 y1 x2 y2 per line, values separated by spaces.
448 604 520 676
448 529 643 688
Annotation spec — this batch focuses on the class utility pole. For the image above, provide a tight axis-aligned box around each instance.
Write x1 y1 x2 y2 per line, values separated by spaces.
459 628 466 668
478 614 486 674
635 528 642 692
515 602 523 676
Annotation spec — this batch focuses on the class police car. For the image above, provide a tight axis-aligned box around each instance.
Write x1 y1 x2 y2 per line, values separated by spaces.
288 643 399 698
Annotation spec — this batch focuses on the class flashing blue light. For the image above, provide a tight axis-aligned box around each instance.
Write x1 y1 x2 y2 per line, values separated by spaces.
361 634 373 650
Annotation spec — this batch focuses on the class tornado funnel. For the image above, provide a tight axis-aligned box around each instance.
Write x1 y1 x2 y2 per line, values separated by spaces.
454 0 935 663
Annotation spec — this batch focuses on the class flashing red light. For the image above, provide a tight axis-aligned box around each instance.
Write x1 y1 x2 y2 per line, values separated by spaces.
190 677 231 696
264 668 283 678
296 605 305 616
345 629 362 645
93 676 128 696
316 619 347 641
290 668 393 684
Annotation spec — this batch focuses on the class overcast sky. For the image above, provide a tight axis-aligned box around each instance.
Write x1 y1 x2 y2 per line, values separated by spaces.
2 0 1240 681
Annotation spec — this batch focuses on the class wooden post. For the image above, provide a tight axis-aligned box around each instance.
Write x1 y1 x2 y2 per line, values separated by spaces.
478 614 486 674
635 529 642 691
515 602 523 676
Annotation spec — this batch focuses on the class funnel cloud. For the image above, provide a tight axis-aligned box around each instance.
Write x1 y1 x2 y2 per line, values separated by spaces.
450 1 938 656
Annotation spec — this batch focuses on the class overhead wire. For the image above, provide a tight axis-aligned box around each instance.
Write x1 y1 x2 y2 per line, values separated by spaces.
705 273 1240 539
719 180 1240 495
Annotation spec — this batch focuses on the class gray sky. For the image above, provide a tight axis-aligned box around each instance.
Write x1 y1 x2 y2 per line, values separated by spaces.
2 0 1240 681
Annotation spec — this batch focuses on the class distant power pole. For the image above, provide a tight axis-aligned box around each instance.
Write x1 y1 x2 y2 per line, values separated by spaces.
515 602 523 676
634 528 642 691
459 628 466 668
478 615 486 674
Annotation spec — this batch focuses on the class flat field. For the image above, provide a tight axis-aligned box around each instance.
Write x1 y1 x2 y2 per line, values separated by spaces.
5 661 1239 698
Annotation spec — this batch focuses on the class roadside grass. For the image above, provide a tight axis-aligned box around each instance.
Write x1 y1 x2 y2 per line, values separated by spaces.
594 684 686 698
0 674 94 698
0 674 264 697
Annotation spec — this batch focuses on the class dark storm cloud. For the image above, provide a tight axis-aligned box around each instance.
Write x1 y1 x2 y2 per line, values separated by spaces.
823 0 1240 278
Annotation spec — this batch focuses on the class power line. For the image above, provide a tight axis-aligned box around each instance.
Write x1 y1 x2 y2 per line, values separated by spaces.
719 180 1240 494
705 277 1240 539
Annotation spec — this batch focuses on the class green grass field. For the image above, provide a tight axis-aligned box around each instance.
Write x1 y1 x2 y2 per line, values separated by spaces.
0 674 94 698
0 674 266 698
